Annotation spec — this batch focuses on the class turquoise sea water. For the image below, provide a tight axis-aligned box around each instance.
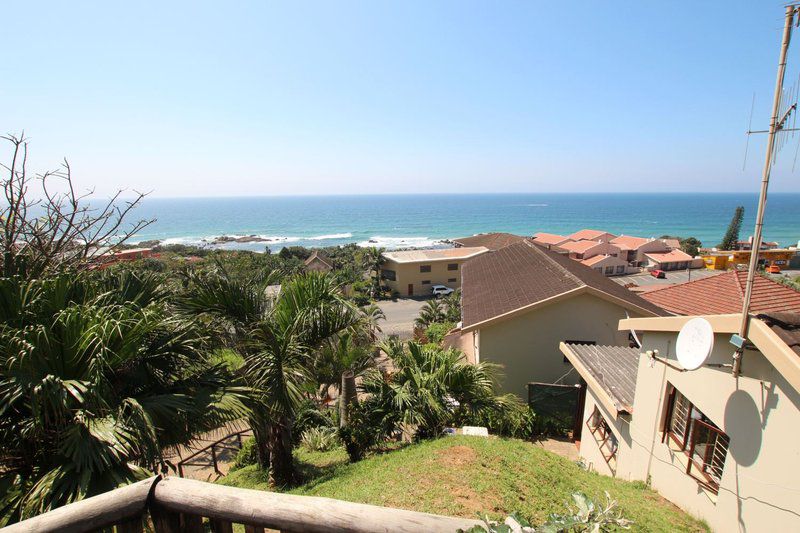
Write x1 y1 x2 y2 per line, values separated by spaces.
128 193 800 252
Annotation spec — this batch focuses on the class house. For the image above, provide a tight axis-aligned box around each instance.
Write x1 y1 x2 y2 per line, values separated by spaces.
580 254 629 276
93 247 156 269
380 247 489 297
531 232 573 249
566 229 618 243
610 235 671 265
562 312 800 531
641 270 800 316
451 232 526 250
558 240 621 261
734 237 780 251
642 249 703 271
701 248 797 271
304 250 334 272
447 241 664 396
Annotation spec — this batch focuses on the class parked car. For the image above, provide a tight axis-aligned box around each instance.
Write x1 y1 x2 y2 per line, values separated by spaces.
766 264 781 274
431 284 455 296
650 269 666 279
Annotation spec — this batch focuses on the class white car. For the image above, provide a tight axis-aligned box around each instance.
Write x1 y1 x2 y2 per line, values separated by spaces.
431 284 455 297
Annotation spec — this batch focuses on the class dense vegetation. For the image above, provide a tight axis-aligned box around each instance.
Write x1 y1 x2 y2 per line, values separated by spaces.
222 436 708 532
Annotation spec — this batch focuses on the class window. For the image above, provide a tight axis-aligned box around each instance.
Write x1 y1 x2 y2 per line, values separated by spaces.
586 406 618 473
447 263 458 271
615 265 625 274
663 385 729 493
594 267 602 273
421 280 431 285
419 265 431 273
604 266 614 275
448 278 457 283
381 269 396 281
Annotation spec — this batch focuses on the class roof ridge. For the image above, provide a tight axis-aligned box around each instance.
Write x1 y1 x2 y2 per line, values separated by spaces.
523 240 585 288
733 270 747 299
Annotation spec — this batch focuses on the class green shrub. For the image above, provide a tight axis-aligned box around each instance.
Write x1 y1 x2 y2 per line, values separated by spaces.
425 321 455 344
300 427 341 452
461 400 538 440
338 400 396 462
293 400 336 445
231 437 257 471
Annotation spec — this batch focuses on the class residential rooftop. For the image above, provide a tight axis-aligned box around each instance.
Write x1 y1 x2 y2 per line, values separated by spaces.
531 232 572 246
567 229 616 241
643 249 694 263
460 241 665 328
382 246 488 263
641 271 800 316
451 232 526 250
610 235 651 250
559 343 639 413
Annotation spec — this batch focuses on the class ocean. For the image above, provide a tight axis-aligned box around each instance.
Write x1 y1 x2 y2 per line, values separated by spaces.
127 193 800 252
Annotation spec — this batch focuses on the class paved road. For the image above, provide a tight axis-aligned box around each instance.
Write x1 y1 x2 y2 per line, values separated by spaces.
376 298 427 339
612 269 724 288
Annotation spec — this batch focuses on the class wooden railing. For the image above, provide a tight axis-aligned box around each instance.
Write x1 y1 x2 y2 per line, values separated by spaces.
2 476 481 533
177 428 253 478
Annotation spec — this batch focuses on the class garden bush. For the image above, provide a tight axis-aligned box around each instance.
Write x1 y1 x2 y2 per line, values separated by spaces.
300 427 341 452
231 437 258 471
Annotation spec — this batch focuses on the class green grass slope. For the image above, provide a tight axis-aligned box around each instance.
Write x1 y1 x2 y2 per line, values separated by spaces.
221 436 707 532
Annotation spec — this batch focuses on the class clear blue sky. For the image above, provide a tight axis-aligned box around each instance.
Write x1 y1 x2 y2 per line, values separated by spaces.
3 1 800 197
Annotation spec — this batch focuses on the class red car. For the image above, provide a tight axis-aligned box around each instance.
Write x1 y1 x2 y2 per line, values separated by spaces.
650 269 666 279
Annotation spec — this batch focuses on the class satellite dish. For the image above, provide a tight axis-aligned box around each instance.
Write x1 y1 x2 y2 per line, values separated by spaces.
676 317 714 370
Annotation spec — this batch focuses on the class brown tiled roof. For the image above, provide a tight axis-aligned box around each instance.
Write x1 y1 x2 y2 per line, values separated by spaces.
561 343 640 413
460 241 665 328
304 250 333 268
452 232 526 250
757 312 800 356
642 271 800 316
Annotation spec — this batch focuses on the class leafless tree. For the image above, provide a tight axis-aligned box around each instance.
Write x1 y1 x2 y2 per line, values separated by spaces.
1 133 154 278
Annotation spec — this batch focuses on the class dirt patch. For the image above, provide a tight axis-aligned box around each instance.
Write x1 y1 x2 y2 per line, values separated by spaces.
436 445 478 467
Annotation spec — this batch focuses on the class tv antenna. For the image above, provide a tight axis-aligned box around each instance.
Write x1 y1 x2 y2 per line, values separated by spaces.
735 4 800 377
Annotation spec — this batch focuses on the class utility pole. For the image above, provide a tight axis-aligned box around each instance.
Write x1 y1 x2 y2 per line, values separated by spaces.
734 4 798 377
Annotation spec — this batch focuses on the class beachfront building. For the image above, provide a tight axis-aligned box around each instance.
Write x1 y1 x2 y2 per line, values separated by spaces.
580 254 629 276
451 232 525 250
566 229 617 243
701 248 798 271
445 241 664 396
562 312 800 531
733 236 780 251
642 249 702 271
303 250 333 272
641 270 800 315
531 232 573 249
610 235 671 265
558 240 622 261
380 247 488 297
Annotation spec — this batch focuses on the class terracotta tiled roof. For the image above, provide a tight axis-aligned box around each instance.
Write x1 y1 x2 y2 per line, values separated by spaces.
567 229 616 241
532 233 572 246
561 343 640 413
611 235 650 250
452 232 526 250
661 238 681 249
460 241 665 328
641 271 800 316
757 312 800 357
559 240 603 254
644 249 694 263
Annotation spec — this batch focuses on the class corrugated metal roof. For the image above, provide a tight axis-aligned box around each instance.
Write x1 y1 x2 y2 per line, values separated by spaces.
382 247 488 263
562 343 640 413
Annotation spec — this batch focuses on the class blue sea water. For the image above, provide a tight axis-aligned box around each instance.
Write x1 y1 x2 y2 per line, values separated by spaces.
127 193 800 252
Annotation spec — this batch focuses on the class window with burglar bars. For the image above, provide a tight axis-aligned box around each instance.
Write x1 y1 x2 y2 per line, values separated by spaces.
586 405 618 473
662 385 730 493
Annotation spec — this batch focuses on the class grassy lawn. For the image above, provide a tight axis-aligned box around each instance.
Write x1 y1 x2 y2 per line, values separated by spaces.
220 436 708 532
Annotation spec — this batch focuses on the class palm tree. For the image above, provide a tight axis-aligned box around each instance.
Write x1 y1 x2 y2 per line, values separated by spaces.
362 340 503 439
0 270 248 524
180 269 360 486
414 298 446 327
361 247 385 298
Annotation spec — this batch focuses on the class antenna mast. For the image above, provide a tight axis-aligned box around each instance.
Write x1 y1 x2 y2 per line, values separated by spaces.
734 4 799 377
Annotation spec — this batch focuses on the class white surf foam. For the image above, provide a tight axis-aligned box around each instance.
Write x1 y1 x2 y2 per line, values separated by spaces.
357 236 444 249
